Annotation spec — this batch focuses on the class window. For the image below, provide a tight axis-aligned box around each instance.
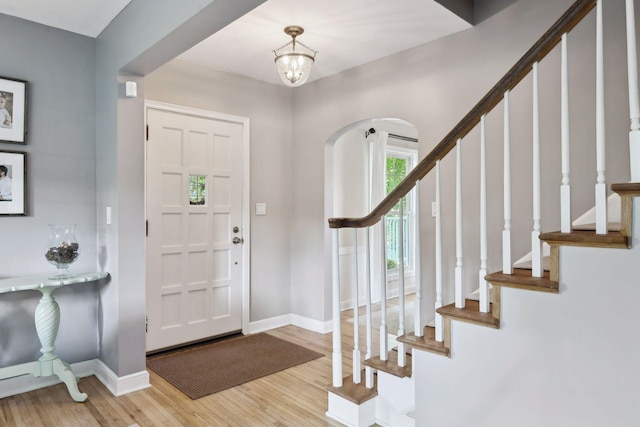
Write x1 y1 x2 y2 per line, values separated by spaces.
189 175 207 205
385 147 417 273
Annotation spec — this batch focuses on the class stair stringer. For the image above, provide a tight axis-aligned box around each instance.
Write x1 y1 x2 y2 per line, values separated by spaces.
411 199 640 427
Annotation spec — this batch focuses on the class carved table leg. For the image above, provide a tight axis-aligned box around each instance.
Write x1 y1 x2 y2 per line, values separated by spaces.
34 287 87 402
52 358 87 402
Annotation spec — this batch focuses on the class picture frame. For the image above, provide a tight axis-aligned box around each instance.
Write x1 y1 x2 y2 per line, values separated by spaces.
0 150 27 216
0 76 28 144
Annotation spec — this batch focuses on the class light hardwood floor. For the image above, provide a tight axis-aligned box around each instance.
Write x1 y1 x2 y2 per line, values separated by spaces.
0 299 406 426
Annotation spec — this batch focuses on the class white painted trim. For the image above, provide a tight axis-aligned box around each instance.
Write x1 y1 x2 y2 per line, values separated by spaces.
327 391 377 427
0 359 95 399
94 359 150 397
0 358 150 399
292 314 333 334
248 314 291 334
143 100 252 339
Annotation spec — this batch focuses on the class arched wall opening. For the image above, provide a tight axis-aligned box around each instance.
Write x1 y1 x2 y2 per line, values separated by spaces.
324 118 419 317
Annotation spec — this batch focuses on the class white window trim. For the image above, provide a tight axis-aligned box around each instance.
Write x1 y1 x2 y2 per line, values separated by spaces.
385 143 418 278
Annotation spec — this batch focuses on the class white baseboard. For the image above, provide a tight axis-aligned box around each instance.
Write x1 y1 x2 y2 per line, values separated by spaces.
0 357 150 400
94 359 150 397
0 359 96 399
291 314 332 334
248 314 333 335
248 314 291 334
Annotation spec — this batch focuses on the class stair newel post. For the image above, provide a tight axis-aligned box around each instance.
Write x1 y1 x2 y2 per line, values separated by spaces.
479 115 490 313
455 138 465 308
331 228 343 387
595 0 608 234
625 0 640 181
435 161 444 342
380 215 389 361
397 198 407 368
532 61 544 278
352 229 361 384
561 33 572 233
364 227 374 389
503 91 513 274
414 181 423 338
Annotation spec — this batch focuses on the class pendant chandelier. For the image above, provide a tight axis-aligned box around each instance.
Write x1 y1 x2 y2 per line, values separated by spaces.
273 26 318 87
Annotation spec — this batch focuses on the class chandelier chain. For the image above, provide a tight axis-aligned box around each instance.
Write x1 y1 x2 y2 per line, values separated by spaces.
273 40 318 56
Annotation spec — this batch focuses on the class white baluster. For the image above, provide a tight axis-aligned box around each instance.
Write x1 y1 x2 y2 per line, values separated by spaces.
532 62 543 278
561 33 572 233
626 0 640 181
479 115 489 313
364 227 374 389
595 0 608 234
455 139 465 308
435 161 444 342
503 91 512 274
414 181 423 338
380 215 389 361
352 229 361 384
397 199 406 368
331 228 342 387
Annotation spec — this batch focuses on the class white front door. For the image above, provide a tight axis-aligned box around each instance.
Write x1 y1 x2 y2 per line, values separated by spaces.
145 104 247 352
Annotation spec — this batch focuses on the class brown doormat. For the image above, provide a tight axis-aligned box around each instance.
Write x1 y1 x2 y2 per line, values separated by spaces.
146 333 324 399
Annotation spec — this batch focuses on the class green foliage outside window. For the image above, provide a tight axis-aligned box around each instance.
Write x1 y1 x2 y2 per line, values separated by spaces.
386 156 409 269
189 175 206 205
386 157 407 211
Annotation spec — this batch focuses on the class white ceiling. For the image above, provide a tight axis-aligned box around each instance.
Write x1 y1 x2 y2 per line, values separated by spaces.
0 0 472 86
0 0 132 38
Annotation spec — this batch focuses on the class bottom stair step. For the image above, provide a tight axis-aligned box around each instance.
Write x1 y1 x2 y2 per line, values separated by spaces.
327 374 377 404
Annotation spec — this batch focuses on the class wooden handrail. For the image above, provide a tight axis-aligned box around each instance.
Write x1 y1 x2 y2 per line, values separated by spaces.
329 0 596 229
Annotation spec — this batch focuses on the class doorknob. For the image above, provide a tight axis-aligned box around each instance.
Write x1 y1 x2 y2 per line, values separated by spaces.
232 237 244 244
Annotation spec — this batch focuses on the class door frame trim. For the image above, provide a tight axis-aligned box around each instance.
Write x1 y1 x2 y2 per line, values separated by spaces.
144 100 251 336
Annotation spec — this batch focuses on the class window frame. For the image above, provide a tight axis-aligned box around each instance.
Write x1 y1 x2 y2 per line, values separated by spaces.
385 144 418 277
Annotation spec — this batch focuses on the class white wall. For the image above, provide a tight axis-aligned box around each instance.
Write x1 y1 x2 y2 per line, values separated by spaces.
414 198 640 426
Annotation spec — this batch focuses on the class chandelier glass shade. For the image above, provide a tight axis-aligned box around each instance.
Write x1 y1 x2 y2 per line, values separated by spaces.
273 26 317 87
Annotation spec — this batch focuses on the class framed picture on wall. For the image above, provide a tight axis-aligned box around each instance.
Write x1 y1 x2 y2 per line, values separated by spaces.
0 76 28 145
0 150 26 216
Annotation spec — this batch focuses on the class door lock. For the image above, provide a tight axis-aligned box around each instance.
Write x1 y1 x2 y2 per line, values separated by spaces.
233 226 240 233
232 237 244 244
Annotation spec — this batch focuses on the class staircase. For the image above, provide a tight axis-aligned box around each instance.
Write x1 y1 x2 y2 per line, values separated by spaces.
325 1 640 426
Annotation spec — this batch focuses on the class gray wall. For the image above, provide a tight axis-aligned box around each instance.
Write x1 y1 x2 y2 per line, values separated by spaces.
145 60 293 322
0 14 97 367
95 0 266 376
290 0 632 323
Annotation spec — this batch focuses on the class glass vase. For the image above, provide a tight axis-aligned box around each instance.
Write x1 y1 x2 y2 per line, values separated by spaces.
45 224 80 279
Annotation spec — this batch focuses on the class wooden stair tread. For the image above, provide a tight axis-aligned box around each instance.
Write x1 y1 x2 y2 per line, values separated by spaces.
397 326 449 357
539 229 628 249
611 182 640 196
485 268 558 293
363 351 412 378
436 300 500 329
327 374 377 404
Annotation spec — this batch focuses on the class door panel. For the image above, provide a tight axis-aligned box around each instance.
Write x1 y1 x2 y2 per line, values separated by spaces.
146 107 244 352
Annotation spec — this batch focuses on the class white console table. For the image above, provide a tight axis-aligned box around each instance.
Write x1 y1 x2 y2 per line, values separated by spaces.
0 272 108 402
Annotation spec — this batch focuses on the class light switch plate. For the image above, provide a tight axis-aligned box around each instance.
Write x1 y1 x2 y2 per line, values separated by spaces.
256 203 267 216
432 201 437 218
